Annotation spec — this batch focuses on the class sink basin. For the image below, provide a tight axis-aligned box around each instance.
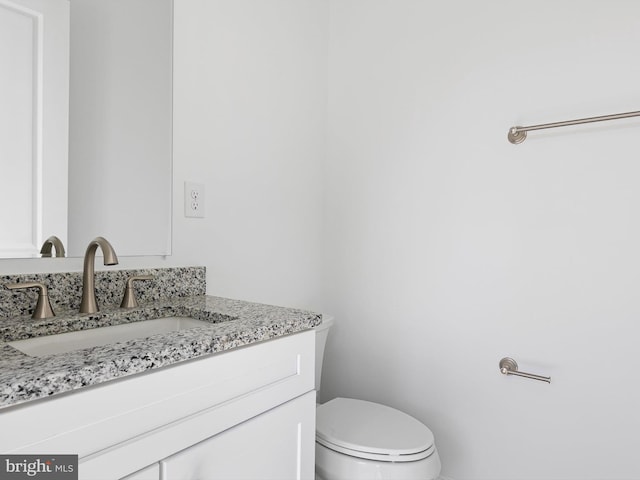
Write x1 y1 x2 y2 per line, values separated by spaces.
8 316 211 357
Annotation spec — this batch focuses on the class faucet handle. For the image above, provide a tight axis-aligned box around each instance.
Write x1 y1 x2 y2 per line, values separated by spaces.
5 282 56 319
120 275 154 309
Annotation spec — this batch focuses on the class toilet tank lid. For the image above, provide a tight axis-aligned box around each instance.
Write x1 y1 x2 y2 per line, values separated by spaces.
315 315 334 332
316 397 435 456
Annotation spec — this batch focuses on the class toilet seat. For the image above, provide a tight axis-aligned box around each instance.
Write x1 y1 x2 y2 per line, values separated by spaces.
316 398 436 463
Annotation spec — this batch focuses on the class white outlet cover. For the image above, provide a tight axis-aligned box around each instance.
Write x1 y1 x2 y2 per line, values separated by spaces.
184 181 205 218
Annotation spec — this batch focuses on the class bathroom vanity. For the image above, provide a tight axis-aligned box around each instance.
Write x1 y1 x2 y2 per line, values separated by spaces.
0 268 320 479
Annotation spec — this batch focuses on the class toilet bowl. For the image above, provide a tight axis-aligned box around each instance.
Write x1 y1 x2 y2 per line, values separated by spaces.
314 317 441 480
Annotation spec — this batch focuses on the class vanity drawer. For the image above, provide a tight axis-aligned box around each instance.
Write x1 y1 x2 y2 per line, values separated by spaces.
0 330 314 460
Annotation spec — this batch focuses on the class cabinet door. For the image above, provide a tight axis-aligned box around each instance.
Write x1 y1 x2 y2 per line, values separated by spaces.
0 0 69 257
161 392 315 480
120 463 159 480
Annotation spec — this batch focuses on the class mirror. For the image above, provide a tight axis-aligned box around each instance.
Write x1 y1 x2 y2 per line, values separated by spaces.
0 0 172 259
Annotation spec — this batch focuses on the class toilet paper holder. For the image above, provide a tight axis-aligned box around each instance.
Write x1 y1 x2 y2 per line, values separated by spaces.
499 357 551 384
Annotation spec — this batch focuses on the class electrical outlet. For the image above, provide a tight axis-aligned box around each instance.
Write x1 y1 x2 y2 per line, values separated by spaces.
184 181 205 218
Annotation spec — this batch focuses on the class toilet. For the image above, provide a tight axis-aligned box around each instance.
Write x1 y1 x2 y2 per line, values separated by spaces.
314 316 441 480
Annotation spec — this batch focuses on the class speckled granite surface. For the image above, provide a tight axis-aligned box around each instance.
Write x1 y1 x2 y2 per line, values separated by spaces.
0 295 321 409
0 267 206 318
0 267 320 409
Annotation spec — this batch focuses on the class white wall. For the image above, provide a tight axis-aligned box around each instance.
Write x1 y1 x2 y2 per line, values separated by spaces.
321 1 640 479
68 0 172 257
171 0 328 310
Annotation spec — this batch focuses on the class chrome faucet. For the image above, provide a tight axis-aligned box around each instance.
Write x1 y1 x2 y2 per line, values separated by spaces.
40 235 66 258
80 237 119 314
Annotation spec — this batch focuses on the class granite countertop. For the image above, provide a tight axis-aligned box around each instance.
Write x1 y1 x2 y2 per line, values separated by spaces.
0 296 321 409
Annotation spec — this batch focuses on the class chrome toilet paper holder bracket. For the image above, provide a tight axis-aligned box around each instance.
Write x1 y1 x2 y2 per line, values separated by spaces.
499 357 551 384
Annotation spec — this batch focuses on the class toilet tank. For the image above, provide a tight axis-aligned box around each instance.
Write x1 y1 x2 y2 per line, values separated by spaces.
314 315 334 392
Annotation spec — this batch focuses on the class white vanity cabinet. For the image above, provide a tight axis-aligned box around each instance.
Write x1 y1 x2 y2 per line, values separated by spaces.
0 330 316 480
122 464 160 480
160 392 314 480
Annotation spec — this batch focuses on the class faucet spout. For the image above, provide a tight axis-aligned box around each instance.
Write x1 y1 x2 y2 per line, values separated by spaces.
40 235 66 258
80 237 119 314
